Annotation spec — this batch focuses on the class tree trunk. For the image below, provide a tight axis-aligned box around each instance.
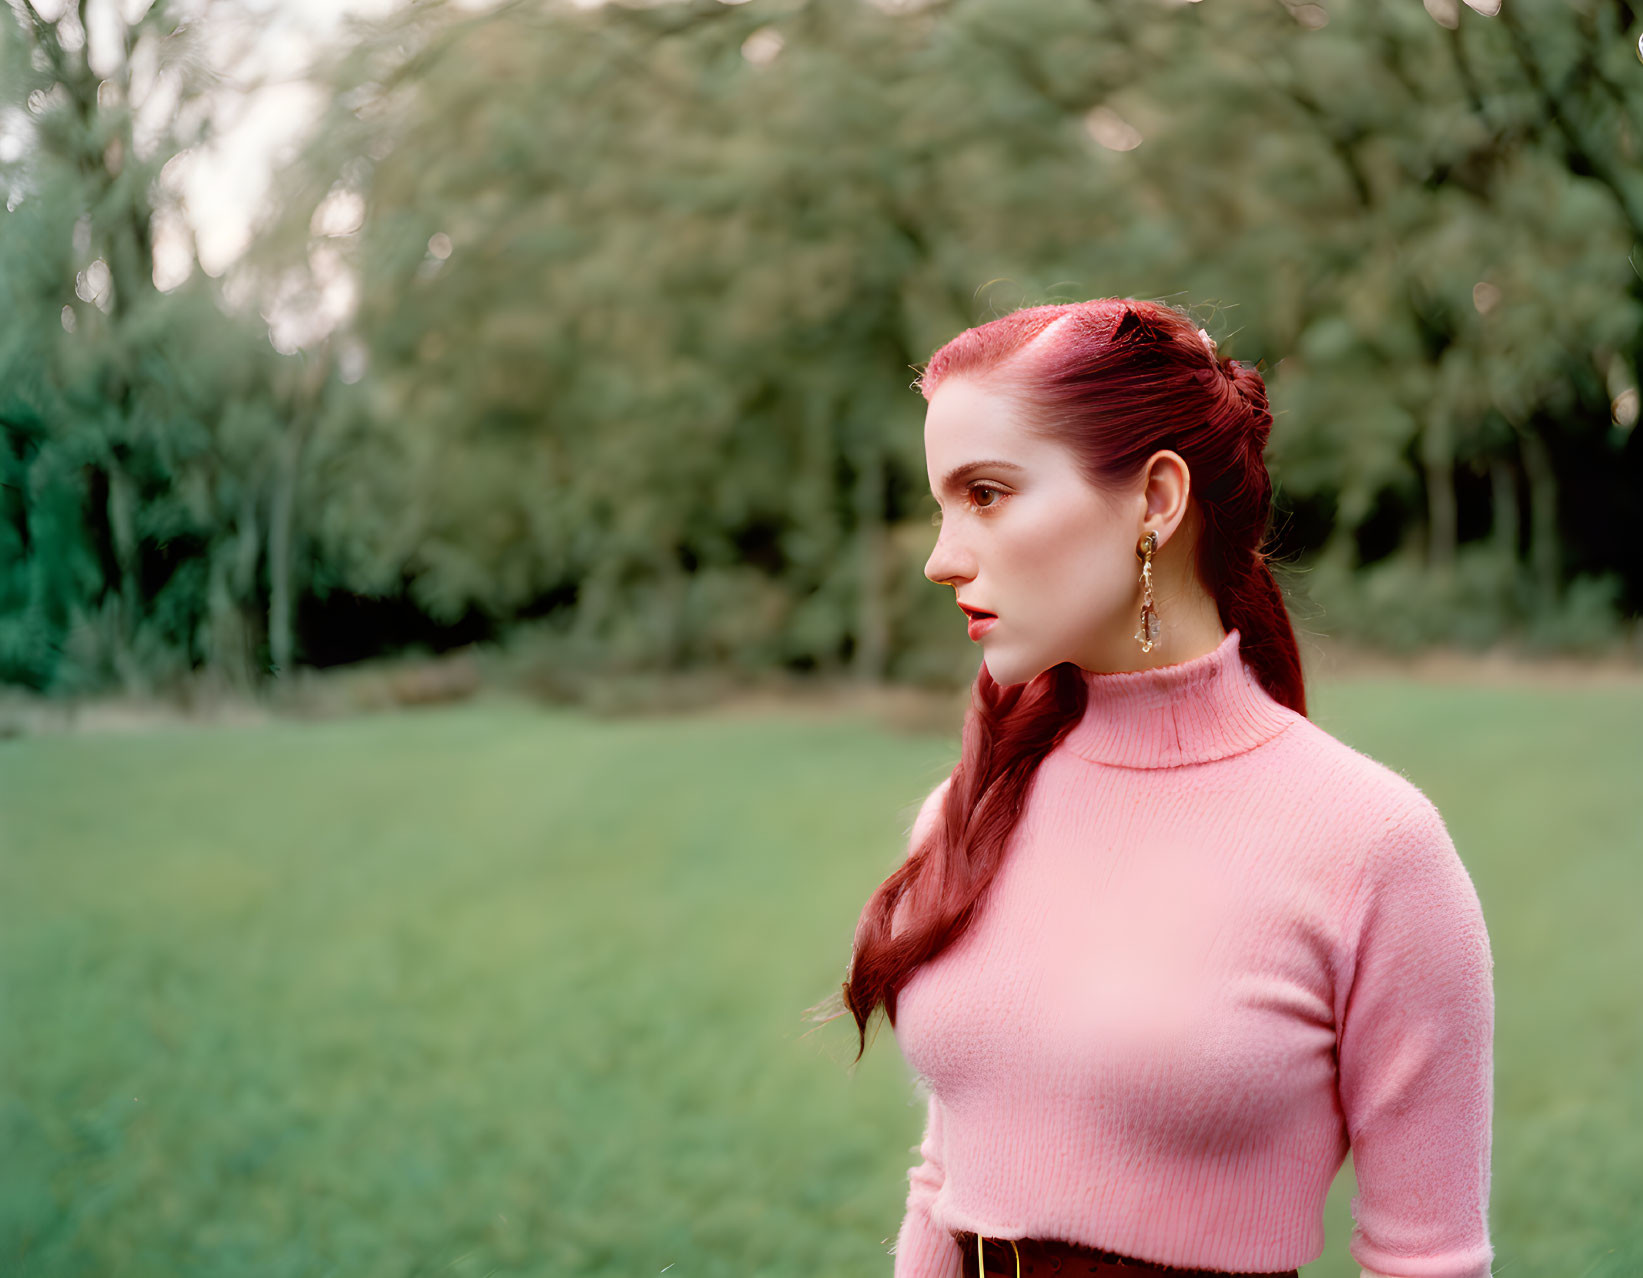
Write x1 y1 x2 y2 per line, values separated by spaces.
1490 456 1519 560
207 492 261 688
267 423 311 678
656 550 686 671
850 431 889 684
105 455 145 693
1517 425 1561 605
268 349 328 676
1420 412 1456 576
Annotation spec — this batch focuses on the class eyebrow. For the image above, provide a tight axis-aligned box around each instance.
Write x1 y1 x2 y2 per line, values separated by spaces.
934 459 1028 495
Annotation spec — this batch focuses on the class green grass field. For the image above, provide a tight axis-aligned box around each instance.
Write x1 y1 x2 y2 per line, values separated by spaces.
1 675 1638 1277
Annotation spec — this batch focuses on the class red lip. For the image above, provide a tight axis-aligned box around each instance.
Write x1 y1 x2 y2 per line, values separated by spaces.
958 603 997 639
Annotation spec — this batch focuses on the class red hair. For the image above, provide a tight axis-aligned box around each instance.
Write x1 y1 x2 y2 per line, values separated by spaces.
811 298 1308 1064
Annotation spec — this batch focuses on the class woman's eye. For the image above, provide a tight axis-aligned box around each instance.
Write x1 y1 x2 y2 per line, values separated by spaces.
929 485 1007 525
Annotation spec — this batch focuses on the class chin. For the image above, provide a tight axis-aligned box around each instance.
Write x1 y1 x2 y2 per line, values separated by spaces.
983 654 1049 689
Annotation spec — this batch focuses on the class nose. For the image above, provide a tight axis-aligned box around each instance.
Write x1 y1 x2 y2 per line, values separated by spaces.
924 522 973 588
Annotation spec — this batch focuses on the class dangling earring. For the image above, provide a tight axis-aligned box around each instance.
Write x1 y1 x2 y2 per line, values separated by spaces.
1135 530 1161 652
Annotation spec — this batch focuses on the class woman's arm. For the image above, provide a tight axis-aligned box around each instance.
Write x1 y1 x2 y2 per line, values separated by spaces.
893 1089 964 1278
888 779 962 1276
1336 795 1496 1278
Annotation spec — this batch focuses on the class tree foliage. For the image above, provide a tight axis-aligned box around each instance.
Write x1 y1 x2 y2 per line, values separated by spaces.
0 0 320 692
4 0 1639 693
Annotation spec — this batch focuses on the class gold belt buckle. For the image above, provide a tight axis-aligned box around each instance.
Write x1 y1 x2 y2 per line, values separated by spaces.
976 1233 1022 1278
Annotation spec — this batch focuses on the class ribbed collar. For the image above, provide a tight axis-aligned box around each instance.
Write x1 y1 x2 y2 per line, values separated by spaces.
1060 628 1297 769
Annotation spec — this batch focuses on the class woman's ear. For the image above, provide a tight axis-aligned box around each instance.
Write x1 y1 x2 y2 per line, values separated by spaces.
1141 450 1192 538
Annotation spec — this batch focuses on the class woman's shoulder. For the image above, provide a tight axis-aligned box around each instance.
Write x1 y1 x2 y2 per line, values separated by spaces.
1270 714 1460 892
905 774 955 850
1274 711 1445 819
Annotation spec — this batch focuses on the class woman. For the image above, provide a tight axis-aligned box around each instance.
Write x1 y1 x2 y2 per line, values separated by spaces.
815 299 1495 1278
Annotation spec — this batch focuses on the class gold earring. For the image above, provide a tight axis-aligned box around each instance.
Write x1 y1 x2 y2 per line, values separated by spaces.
1135 530 1161 652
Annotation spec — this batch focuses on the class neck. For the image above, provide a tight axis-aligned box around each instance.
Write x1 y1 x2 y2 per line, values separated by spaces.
1060 628 1297 769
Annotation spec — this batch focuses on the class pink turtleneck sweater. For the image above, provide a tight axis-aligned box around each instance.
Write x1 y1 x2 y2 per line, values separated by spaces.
888 629 1494 1278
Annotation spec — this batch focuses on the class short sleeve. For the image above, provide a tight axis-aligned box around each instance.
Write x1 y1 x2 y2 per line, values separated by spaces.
892 1089 963 1278
1336 795 1495 1278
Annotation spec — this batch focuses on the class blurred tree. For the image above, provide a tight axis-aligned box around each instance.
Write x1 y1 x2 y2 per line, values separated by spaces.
254 0 1123 680
0 0 322 692
260 0 1637 676
5 0 1639 694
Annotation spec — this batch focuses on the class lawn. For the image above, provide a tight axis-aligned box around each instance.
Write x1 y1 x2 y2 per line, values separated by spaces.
0 673 1637 1277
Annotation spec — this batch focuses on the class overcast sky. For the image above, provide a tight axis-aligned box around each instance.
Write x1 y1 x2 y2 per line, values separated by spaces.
167 0 400 279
